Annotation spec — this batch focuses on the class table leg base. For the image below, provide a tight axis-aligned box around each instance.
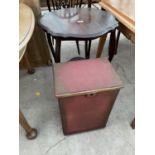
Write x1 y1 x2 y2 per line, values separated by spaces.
27 68 35 74
19 110 38 140
47 59 53 66
131 118 135 129
22 52 35 74
26 128 38 140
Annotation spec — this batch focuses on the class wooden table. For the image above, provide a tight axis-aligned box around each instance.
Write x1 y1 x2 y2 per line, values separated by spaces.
39 8 118 62
97 0 135 128
19 3 37 139
96 0 135 59
19 0 52 67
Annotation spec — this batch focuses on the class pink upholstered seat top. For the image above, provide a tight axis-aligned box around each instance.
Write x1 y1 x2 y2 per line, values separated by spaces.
54 58 123 97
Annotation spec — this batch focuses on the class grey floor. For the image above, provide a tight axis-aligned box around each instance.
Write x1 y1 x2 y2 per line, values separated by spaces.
19 35 135 155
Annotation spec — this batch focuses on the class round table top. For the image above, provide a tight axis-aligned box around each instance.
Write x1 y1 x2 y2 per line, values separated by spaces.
39 8 118 39
19 3 35 61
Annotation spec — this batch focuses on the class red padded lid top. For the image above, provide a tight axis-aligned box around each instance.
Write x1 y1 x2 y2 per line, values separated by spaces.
53 58 123 97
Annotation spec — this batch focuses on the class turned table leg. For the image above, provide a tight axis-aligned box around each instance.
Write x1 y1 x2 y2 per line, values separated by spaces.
131 118 135 129
96 34 107 58
19 110 37 139
55 39 61 63
85 40 92 59
108 30 116 62
22 52 35 74
115 30 121 55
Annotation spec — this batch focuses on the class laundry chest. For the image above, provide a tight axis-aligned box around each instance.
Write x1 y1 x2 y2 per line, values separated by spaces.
53 58 123 135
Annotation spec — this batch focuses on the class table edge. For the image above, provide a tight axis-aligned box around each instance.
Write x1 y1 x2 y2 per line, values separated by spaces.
19 3 35 61
99 1 135 33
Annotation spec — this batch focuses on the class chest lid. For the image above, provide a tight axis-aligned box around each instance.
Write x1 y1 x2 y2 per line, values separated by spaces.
53 58 123 98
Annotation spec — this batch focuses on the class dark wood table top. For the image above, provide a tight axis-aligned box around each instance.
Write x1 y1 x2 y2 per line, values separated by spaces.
39 8 118 40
